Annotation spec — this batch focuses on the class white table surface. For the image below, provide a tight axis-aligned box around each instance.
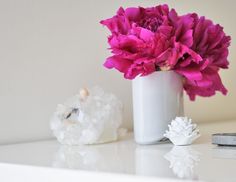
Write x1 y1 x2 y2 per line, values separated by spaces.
0 120 236 182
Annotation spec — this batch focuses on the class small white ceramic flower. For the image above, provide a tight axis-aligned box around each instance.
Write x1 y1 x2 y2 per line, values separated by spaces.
164 117 200 146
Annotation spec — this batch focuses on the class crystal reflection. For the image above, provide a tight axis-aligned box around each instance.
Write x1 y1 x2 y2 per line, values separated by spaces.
52 141 135 173
164 146 200 180
53 146 101 170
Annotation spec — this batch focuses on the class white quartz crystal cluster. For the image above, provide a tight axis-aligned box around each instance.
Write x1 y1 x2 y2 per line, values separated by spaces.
164 117 200 146
50 87 125 145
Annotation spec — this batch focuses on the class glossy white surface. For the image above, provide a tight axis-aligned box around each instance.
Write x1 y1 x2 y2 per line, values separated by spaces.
0 120 236 182
132 71 183 144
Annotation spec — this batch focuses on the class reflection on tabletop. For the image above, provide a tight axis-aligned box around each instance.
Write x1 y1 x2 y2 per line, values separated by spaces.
212 145 236 159
52 139 135 173
52 135 201 180
135 144 200 180
164 146 200 179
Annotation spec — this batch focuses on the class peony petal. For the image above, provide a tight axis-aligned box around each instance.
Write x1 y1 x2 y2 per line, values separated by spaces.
103 56 132 73
176 67 202 80
124 7 141 21
138 27 154 42
180 29 193 47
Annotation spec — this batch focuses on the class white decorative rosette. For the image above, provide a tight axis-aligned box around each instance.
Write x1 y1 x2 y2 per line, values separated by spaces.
164 117 200 146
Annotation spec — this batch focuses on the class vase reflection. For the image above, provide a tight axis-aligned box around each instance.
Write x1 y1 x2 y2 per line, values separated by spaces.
135 145 173 178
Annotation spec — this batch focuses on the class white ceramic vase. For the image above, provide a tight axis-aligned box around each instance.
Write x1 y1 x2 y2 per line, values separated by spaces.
132 71 184 144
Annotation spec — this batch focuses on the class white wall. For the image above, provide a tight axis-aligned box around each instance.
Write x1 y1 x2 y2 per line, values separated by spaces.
0 0 235 144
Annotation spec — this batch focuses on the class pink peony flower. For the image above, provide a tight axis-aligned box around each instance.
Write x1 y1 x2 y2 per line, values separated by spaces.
100 4 231 100
174 14 231 100
100 5 195 79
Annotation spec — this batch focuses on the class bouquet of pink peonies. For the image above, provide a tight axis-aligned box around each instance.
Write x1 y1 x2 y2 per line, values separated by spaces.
100 4 231 100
